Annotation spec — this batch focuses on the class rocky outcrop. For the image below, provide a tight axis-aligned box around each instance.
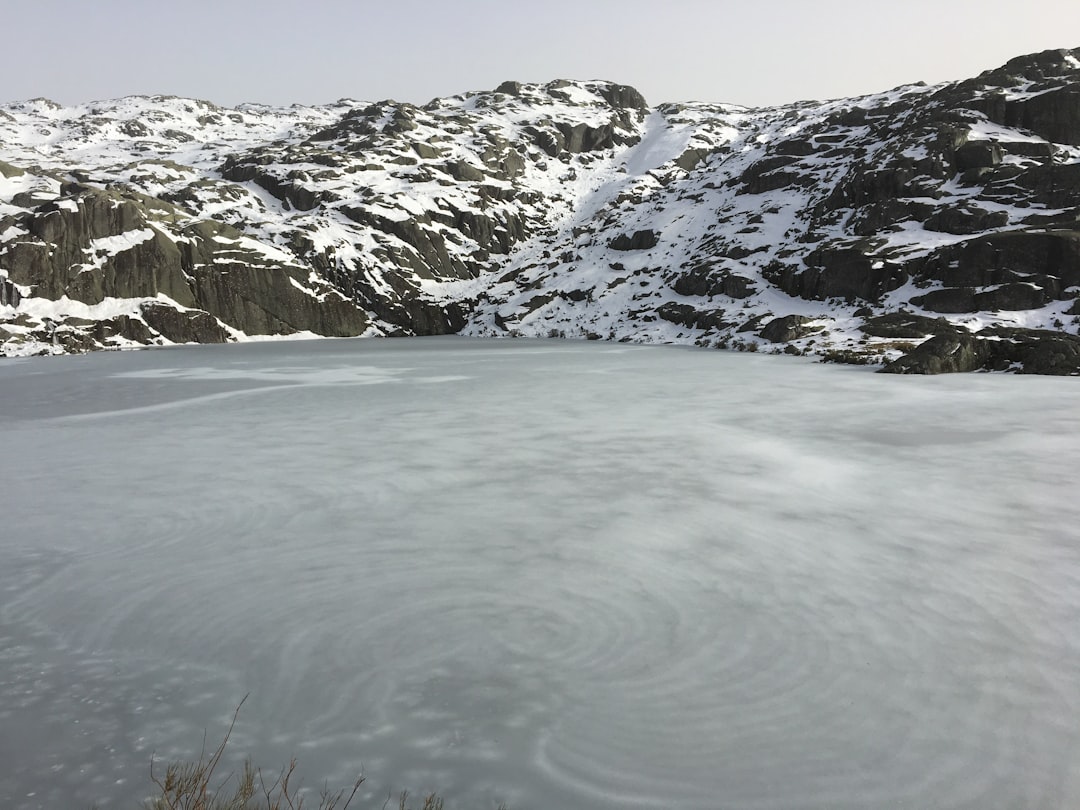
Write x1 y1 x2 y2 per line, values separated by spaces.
140 302 230 344
883 328 1080 375
881 332 992 374
2 52 1080 371
759 315 823 343
609 230 659 251
859 313 958 339
0 277 21 307
1 187 195 305
673 266 755 299
766 248 907 304
904 231 1080 314
656 302 731 331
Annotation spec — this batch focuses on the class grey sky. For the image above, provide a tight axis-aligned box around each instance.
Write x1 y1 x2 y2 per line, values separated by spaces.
4 0 1078 108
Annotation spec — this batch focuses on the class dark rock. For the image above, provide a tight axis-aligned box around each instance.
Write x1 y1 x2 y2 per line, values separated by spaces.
656 302 695 327
772 138 817 157
910 230 1080 290
737 314 770 333
674 148 709 171
500 151 527 178
595 84 649 111
848 199 936 235
95 314 156 344
219 157 324 211
859 313 959 339
673 266 756 299
445 160 485 182
954 141 1004 171
910 287 977 313
739 155 800 194
412 142 441 160
976 84 1080 146
977 327 1080 375
0 277 20 307
881 332 990 374
555 121 617 153
656 302 730 331
609 230 659 251
974 282 1052 311
1 187 196 306
495 80 523 96
524 125 564 157
1001 140 1054 160
923 204 1009 235
140 302 230 344
775 248 908 303
759 315 822 343
189 260 368 337
0 160 25 178
982 162 1080 209
163 129 194 143
823 163 918 208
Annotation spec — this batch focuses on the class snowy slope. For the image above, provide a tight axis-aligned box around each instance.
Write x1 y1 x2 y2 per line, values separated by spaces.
2 48 1080 372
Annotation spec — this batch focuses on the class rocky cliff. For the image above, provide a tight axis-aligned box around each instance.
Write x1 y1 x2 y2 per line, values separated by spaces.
2 48 1080 373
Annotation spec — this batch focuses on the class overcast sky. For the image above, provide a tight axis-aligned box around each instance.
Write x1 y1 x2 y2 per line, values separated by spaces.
3 0 1078 109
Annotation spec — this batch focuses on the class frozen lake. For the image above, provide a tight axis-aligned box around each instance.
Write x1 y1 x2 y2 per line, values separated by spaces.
1 337 1078 809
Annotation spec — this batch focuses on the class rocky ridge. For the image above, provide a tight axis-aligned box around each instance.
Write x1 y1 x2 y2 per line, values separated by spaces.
2 49 1080 373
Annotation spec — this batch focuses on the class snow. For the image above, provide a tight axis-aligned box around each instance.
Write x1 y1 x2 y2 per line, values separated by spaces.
2 63 1080 360
622 112 693 176
966 120 1048 143
1 339 1079 810
0 224 25 242
87 228 155 256
13 294 143 322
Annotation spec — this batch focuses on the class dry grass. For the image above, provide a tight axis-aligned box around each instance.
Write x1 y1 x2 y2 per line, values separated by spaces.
139 697 489 810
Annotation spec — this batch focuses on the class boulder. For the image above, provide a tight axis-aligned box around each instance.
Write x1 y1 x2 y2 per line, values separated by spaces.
0 160 25 178
859 313 958 339
881 332 990 374
673 266 756 299
978 328 1080 375
759 315 822 343
596 84 649 112
609 230 659 251
656 302 731 331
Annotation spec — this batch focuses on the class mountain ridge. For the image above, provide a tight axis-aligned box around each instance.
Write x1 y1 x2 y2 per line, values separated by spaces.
2 47 1079 373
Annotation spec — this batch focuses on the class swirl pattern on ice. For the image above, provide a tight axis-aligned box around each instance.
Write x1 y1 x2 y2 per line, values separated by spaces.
1 338 1078 809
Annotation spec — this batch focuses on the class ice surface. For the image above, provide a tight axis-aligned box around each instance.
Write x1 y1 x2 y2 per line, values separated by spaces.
1 338 1079 810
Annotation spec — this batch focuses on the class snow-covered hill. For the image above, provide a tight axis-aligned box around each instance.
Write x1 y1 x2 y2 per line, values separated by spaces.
3 48 1080 372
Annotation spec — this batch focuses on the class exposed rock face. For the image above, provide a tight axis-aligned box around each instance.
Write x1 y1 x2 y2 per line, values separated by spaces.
609 230 659 251
673 266 756 299
759 315 822 343
883 328 1080 375
4 187 194 305
769 248 908 303
140 302 229 344
2 51 1080 372
882 332 992 374
859 313 958 339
